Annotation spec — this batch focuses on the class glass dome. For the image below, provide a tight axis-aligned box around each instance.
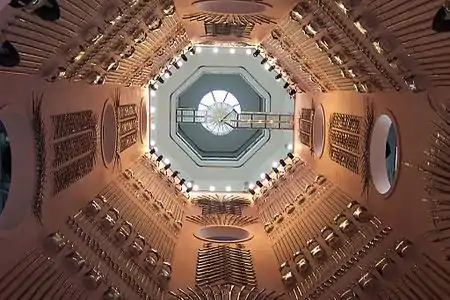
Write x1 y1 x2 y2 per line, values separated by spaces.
198 90 241 136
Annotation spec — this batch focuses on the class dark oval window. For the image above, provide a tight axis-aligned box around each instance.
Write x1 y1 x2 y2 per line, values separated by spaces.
0 121 11 215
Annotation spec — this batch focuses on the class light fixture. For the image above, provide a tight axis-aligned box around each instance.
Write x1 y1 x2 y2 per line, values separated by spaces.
264 173 272 181
225 186 231 192
181 54 188 61
154 147 158 152
268 65 275 72
248 183 255 189
149 148 156 155
187 181 193 188
177 60 183 67
189 46 195 55
209 185 215 192
275 73 282 80
195 46 202 53
151 124 156 130
432 5 450 32
150 90 156 97
171 171 179 178
150 84 158 91
163 163 171 170
156 76 164 84
253 49 261 57
246 48 252 55
213 47 219 53
283 82 289 89
279 159 287 167
163 158 170 165
229 48 236 54
150 106 156 113
261 58 268 65
179 178 185 185
256 181 264 188
272 167 280 174
288 89 296 96
260 173 266 179
172 61 180 69
287 152 295 160
164 69 172 78
249 189 255 195
156 155 163 162
287 143 293 151
272 161 279 168
150 140 156 146
193 185 199 191
186 187 193 193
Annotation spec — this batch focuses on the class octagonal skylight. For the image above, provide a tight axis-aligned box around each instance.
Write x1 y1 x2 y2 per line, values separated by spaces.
198 90 241 136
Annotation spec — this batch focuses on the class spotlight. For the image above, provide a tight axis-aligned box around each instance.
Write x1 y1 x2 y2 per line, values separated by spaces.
225 186 232 192
189 46 195 55
150 90 156 97
193 185 199 191
181 54 188 61
163 158 170 164
283 82 289 89
151 124 156 130
246 48 252 55
249 188 255 195
150 106 156 113
172 61 180 69
432 4 450 32
164 69 172 78
209 185 216 192
163 163 171 170
229 48 235 54
264 63 271 70
171 171 179 177
279 159 287 167
275 73 282 80
156 155 163 162
289 89 296 96
150 84 158 91
187 182 193 188
260 173 266 179
179 178 185 185
150 148 156 155
268 65 275 72
150 140 156 146
287 143 293 151
195 46 202 53
264 173 272 181
213 47 219 53
287 152 295 160
272 167 280 174
272 161 279 168
256 181 264 188
261 58 268 64
156 76 164 84
248 183 255 189
177 60 183 67
253 49 261 57
186 187 193 193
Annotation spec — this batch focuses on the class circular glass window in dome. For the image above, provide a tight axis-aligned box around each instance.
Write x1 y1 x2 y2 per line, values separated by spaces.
101 103 117 166
370 114 399 195
0 121 11 216
198 90 241 136
194 225 253 243
313 104 325 157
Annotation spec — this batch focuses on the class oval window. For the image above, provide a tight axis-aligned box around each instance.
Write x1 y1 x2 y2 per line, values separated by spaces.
370 115 399 194
313 104 325 157
0 121 11 215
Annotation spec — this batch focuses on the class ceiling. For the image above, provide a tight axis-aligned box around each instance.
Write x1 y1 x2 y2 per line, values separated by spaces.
151 46 293 192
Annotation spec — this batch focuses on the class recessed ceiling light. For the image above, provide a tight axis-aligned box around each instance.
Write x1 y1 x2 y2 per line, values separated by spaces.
287 143 293 151
163 158 170 164
229 48 235 54
196 46 202 53
193 185 199 191
260 173 266 179
151 124 156 130
150 106 156 113
187 181 193 188
150 140 156 146
209 185 216 191
246 48 252 55
150 90 156 97
272 161 278 168
213 47 219 53
225 186 231 192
